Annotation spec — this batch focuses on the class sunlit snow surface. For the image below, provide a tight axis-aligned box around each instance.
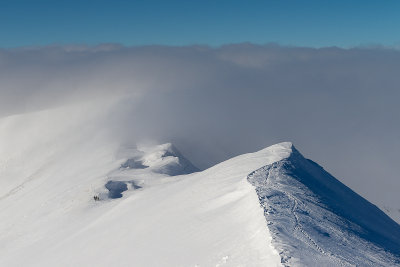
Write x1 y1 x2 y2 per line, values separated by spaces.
0 105 283 267
248 145 400 266
1 103 399 266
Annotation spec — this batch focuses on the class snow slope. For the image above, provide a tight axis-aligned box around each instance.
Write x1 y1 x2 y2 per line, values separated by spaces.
0 104 283 267
1 102 399 266
248 144 400 266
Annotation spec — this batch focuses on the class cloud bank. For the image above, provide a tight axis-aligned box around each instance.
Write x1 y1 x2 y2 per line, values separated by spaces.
1 43 399 210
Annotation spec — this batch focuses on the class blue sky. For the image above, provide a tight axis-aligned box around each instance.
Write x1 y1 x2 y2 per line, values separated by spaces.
1 0 400 48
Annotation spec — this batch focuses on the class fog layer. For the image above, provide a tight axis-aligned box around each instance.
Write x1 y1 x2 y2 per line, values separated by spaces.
1 44 399 211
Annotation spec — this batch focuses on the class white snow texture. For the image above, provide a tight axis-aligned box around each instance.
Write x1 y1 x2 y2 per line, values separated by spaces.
0 102 399 266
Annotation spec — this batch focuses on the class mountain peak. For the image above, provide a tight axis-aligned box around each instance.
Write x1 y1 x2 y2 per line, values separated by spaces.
248 144 400 266
265 141 294 152
122 143 199 176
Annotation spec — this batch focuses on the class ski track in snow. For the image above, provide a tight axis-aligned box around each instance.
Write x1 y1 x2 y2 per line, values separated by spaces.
249 168 348 267
288 193 325 255
1 103 399 267
247 150 400 267
286 189 352 267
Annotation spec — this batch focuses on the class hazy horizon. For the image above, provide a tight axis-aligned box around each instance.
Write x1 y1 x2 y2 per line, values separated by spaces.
1 43 399 214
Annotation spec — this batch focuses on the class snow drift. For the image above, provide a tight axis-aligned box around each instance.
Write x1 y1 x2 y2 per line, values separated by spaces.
0 103 399 266
0 105 284 266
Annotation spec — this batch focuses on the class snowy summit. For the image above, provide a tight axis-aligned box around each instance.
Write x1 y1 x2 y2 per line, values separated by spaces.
0 107 399 266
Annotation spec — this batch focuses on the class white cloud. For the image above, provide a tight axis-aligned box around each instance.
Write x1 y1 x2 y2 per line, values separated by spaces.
1 43 399 210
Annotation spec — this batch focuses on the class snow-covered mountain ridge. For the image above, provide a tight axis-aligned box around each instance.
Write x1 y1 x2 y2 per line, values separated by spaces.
248 144 400 266
0 107 287 266
0 105 399 266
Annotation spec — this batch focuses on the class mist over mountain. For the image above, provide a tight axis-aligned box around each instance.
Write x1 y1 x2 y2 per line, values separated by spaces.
1 44 399 220
1 105 399 266
2 0 400 265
